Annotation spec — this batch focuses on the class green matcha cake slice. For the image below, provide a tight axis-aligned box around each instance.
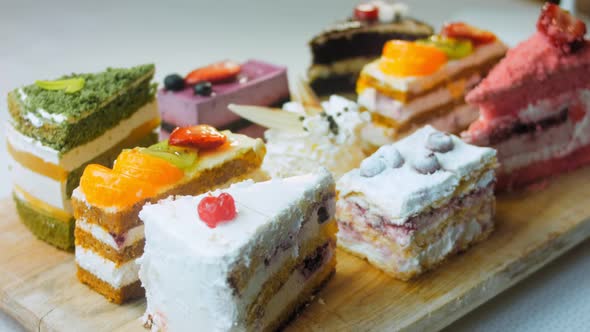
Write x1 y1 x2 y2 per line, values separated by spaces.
7 64 157 153
5 64 160 250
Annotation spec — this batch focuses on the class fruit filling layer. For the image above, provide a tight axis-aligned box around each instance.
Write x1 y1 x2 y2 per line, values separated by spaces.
77 218 144 251
465 89 590 175
338 183 494 277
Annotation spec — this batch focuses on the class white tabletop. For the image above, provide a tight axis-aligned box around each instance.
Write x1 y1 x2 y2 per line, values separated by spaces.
1 0 589 331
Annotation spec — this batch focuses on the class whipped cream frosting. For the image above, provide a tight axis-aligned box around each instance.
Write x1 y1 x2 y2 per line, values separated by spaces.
139 169 333 257
138 169 335 331
338 126 496 224
263 95 369 179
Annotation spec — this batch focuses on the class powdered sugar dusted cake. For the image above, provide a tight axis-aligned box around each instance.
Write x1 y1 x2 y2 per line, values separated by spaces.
138 169 336 331
336 125 497 280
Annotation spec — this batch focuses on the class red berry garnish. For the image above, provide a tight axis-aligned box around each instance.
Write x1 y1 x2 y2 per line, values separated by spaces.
537 3 586 54
198 192 237 228
354 4 379 21
169 124 227 150
185 60 241 85
441 22 497 46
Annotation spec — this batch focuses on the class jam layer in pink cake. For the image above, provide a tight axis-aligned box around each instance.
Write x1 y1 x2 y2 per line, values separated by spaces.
465 88 590 190
159 59 289 137
497 143 590 191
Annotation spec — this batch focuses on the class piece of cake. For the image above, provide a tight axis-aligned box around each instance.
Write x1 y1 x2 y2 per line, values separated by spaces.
463 4 590 191
158 59 290 139
230 95 370 179
357 22 507 147
337 126 497 280
5 64 159 250
308 1 433 96
71 125 266 303
138 169 337 331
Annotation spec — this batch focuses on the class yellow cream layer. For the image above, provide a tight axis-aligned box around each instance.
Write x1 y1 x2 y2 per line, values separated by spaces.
14 185 71 223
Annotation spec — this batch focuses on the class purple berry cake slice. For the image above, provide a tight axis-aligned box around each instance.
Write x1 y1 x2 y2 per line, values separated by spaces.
159 59 290 139
336 125 497 280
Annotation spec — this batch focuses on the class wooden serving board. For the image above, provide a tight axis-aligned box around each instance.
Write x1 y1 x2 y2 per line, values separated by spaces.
2 168 590 332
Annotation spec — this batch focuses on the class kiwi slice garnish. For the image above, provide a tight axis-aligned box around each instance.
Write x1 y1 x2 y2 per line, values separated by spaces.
417 36 473 59
140 140 198 170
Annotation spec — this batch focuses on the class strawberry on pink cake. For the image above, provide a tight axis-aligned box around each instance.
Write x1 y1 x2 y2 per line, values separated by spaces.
463 3 590 191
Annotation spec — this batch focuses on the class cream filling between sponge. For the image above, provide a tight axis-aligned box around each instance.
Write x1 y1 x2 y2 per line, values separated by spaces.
5 101 159 171
75 245 140 289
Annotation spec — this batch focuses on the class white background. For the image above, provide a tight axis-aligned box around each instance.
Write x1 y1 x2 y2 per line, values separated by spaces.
1 0 589 330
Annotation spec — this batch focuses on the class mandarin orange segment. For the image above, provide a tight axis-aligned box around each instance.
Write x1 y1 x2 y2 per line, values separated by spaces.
379 40 447 77
113 149 184 188
80 164 157 208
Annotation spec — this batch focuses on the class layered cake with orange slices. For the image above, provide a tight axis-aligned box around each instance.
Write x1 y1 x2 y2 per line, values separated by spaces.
5 64 159 250
357 22 507 147
71 125 266 303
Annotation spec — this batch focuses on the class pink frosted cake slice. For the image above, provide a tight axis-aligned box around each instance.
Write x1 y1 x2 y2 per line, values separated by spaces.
464 4 590 191
337 125 497 280
159 59 290 138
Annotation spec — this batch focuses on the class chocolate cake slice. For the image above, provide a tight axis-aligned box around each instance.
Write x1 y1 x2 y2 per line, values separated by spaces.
308 2 433 96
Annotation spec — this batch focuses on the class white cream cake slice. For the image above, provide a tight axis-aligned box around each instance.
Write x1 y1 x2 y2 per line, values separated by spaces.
336 125 497 280
138 169 336 332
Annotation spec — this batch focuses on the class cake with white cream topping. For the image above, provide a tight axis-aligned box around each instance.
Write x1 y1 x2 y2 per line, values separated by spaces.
138 169 337 331
336 126 497 280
